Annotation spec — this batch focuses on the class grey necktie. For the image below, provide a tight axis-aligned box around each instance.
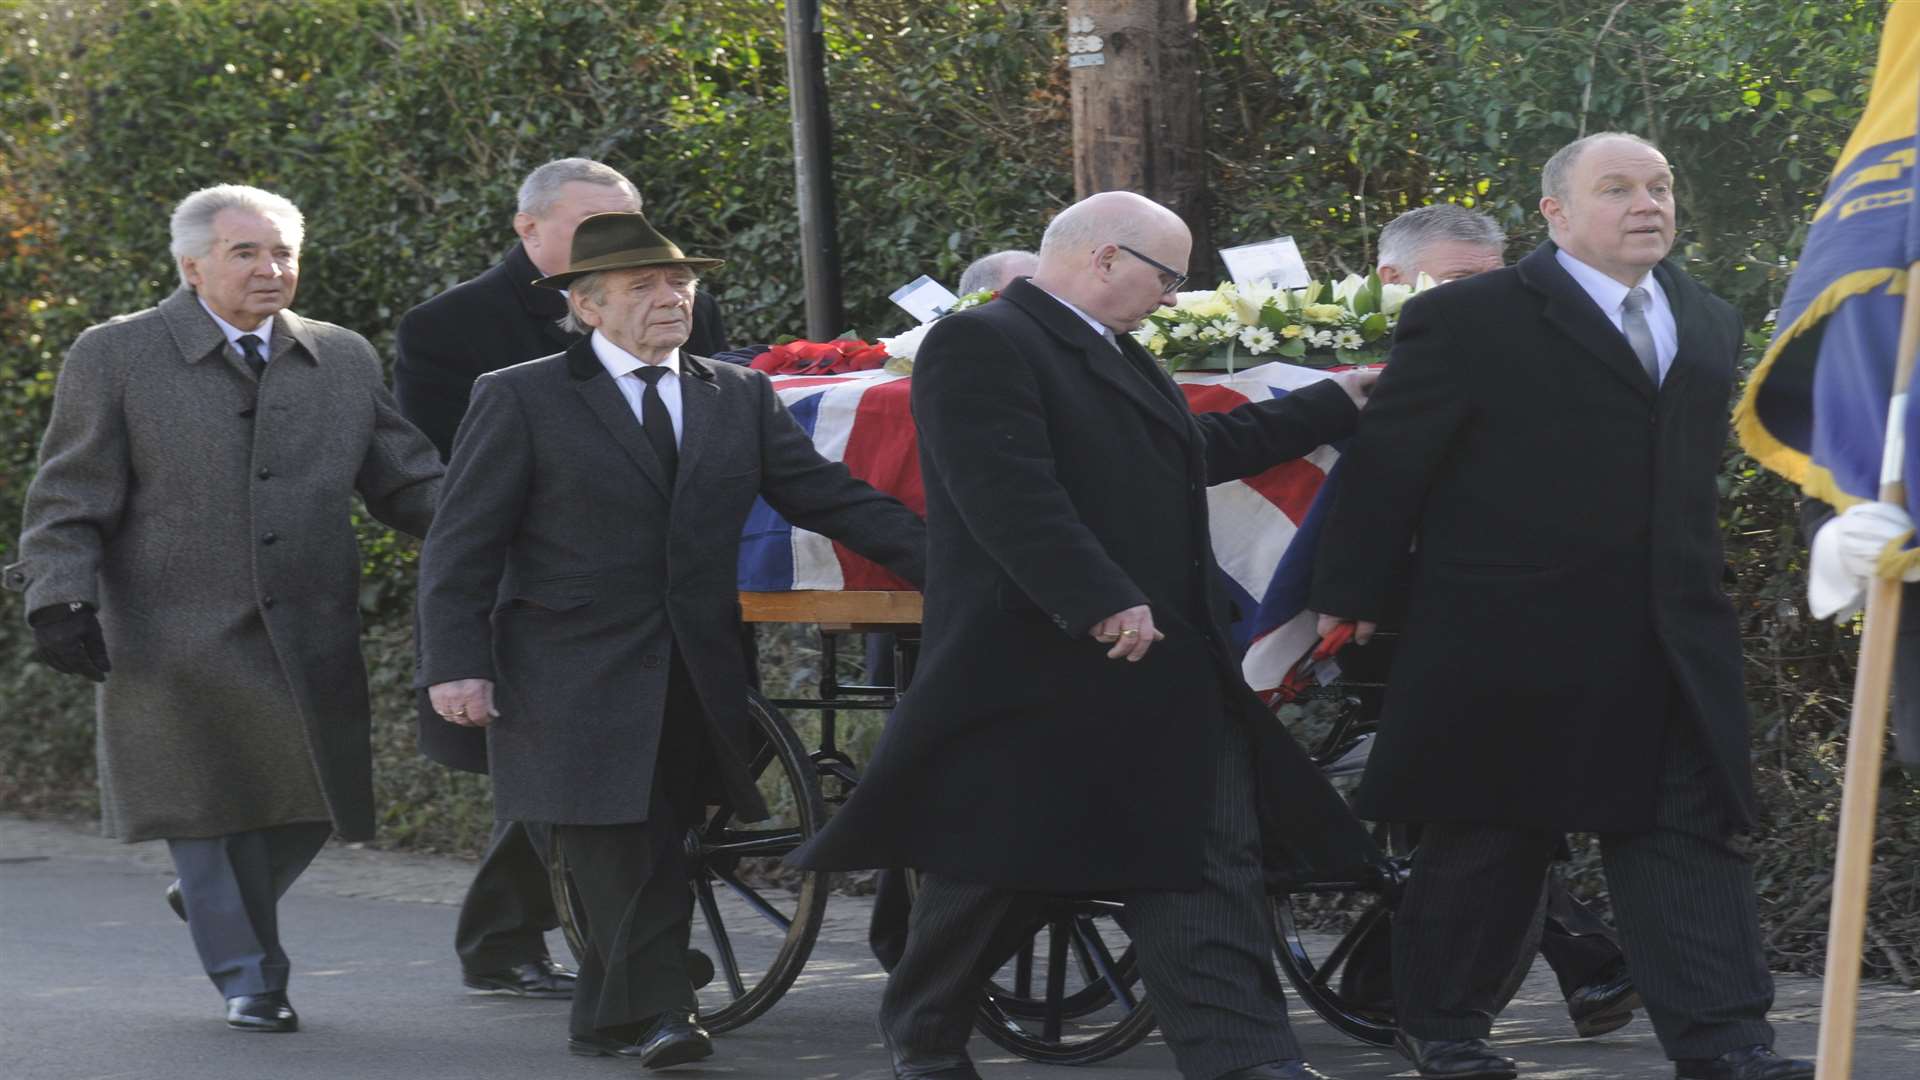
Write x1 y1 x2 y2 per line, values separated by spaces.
1621 287 1660 387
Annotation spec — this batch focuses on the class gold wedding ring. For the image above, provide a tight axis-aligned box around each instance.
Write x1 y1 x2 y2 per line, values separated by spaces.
1119 629 1139 637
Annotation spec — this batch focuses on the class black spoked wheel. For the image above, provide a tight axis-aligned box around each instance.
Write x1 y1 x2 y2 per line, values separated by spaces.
1270 843 1544 1048
971 900 1158 1065
1270 860 1402 1047
552 689 828 1033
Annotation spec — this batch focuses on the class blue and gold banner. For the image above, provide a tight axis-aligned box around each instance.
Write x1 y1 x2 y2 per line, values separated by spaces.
1737 1 1920 557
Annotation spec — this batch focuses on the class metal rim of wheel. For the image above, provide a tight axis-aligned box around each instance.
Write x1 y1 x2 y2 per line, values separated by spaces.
969 900 1159 1065
551 689 829 1033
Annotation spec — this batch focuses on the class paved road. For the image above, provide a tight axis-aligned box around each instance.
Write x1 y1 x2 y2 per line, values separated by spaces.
3 814 1913 1079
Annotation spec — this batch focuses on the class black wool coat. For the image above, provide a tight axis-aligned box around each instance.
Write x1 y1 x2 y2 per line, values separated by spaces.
1309 241 1756 833
792 279 1377 893
395 241 728 771
415 343 925 825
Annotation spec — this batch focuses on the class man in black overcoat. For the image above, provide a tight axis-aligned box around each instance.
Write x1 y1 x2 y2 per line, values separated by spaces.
1311 134 1812 1080
417 212 924 1066
393 158 728 1000
793 191 1376 1080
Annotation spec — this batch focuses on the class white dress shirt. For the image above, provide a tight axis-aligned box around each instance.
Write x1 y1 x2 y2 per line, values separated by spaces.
1037 286 1121 350
197 296 274 361
1555 249 1679 384
592 331 684 448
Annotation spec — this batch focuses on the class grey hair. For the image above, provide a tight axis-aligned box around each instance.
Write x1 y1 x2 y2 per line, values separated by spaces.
957 249 1038 295
557 268 701 336
1038 191 1177 259
558 271 612 336
1376 205 1505 273
1541 131 1661 203
517 158 640 218
168 184 305 286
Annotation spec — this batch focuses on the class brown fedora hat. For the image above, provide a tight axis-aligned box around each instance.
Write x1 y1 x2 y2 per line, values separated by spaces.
531 211 724 289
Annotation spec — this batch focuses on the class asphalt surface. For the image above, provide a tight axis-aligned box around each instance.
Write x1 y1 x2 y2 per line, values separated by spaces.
3 814 1914 1080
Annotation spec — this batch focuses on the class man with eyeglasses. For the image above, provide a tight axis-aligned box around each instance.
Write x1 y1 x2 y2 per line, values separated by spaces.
795 190 1377 1080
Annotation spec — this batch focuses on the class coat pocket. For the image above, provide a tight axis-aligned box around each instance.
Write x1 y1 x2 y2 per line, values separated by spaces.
506 573 597 614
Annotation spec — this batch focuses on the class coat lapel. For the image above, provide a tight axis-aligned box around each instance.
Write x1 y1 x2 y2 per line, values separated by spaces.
673 352 720 495
1653 261 1705 398
157 287 232 369
567 338 673 499
1516 242 1655 402
269 309 320 365
1002 279 1191 439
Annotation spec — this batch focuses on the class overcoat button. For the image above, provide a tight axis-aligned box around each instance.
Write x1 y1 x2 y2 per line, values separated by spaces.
257 467 272 479
641 655 660 670
262 596 276 609
261 531 278 545
238 407 255 418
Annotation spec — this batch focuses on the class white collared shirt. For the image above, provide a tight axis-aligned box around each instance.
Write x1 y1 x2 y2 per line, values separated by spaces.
592 331 683 448
196 296 274 362
1554 249 1679 383
1036 286 1121 350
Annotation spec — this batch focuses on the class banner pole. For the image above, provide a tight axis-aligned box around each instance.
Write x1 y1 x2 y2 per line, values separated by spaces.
1813 259 1920 1080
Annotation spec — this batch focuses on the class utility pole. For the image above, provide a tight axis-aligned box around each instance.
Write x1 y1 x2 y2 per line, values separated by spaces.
786 0 845 340
1065 0 1212 270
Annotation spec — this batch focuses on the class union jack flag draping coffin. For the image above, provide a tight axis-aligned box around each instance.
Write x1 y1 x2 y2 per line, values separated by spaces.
736 362 1345 696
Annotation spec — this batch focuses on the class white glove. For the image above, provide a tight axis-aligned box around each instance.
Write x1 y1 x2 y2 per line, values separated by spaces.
1809 501 1920 619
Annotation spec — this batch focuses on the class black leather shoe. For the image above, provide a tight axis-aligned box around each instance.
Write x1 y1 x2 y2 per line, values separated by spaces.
1565 966 1641 1037
1674 1046 1814 1080
878 1020 981 1079
687 947 715 991
165 880 186 922
1395 1032 1518 1079
1218 1061 1337 1079
463 958 576 998
569 1012 713 1068
226 990 298 1033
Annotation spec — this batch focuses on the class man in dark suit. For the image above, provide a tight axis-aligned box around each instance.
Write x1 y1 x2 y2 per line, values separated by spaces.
794 191 1376 1080
394 158 729 1000
417 211 924 1066
1369 203 1642 1041
1311 134 1813 1080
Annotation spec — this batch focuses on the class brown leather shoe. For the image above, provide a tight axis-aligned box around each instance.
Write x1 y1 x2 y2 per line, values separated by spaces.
226 990 298 1033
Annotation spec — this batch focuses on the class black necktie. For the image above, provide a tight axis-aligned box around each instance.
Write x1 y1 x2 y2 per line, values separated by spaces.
633 365 678 483
238 333 267 379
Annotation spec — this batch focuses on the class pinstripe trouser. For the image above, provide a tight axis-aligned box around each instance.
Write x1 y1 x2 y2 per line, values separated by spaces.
879 720 1302 1080
1392 714 1776 1059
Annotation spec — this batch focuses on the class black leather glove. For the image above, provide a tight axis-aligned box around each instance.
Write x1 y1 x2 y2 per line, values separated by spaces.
28 602 111 682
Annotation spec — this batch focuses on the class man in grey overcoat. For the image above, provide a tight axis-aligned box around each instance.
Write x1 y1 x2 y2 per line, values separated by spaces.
416 211 924 1067
4 184 443 1034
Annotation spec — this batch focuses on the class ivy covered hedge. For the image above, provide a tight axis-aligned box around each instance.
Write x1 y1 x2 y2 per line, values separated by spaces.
2 0 1914 978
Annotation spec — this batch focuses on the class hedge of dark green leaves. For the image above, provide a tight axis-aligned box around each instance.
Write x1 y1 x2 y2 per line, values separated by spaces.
3 0 1915 979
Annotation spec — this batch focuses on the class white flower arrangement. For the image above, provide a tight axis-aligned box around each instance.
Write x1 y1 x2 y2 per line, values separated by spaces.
1137 272 1433 372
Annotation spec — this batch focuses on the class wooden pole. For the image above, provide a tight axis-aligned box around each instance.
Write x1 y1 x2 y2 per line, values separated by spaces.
1814 260 1920 1080
785 0 845 341
1065 0 1212 270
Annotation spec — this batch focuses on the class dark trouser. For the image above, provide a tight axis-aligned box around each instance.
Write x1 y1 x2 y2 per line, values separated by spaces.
552 654 712 1040
1540 872 1627 998
882 721 1300 1080
455 818 557 975
166 821 334 998
1393 716 1775 1060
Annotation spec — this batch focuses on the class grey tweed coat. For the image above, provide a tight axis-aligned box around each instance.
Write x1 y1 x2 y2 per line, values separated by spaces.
5 288 442 842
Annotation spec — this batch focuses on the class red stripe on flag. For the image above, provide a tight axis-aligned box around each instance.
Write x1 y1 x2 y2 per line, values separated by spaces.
1180 384 1252 414
832 378 920 589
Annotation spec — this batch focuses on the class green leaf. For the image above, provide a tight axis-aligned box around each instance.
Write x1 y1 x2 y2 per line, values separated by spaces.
1360 312 1390 341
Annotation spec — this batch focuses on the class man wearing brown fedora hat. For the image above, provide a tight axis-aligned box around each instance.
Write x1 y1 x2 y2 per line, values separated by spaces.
416 211 926 1067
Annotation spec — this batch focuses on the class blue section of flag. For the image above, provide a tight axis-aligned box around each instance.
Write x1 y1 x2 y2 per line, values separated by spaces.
736 389 825 590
